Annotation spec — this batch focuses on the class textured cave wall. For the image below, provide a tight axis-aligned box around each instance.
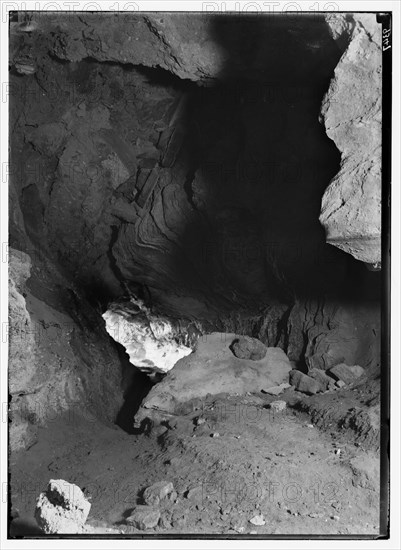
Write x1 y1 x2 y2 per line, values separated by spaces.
9 13 382 447
319 14 382 265
8 243 127 451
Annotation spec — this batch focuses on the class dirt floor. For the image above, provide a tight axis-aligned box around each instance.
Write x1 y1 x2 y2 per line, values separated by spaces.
9 382 382 537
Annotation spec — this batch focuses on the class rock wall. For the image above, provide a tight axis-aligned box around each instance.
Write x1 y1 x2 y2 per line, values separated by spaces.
319 14 382 265
8 245 125 451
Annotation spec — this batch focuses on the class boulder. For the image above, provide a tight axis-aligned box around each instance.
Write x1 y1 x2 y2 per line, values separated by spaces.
328 364 366 385
126 506 160 530
142 481 174 506
231 336 267 361
289 370 321 395
134 333 292 425
35 479 91 534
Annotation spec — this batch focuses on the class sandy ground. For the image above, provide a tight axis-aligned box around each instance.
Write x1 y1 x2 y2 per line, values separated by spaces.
10 386 382 537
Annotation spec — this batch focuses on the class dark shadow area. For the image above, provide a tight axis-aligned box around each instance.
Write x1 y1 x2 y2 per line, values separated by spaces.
113 340 154 434
109 13 380 321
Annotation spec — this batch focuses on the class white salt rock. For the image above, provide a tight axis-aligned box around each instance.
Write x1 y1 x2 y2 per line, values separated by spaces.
249 514 266 526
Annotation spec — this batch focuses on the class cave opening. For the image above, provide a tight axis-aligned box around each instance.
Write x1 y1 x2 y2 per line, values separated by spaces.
8 11 384 536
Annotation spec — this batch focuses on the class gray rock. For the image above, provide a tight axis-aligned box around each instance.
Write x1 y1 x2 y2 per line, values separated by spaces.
328 364 365 385
320 14 382 264
135 335 292 423
262 383 291 396
308 368 335 391
126 506 160 530
269 400 287 412
35 479 91 534
159 514 172 530
336 380 346 388
186 486 203 503
143 481 174 506
231 336 267 361
289 370 321 395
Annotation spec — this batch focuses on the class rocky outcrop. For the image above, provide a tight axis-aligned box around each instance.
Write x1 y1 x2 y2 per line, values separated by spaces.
134 333 292 426
319 14 382 265
8 246 125 451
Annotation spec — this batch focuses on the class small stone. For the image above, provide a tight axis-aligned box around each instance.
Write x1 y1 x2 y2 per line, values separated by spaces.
126 506 160 530
262 383 292 396
336 380 346 388
195 417 206 426
309 512 324 518
142 481 174 506
186 486 203 502
269 400 286 412
335 449 341 455
172 515 187 528
231 336 267 360
331 515 340 521
289 370 321 395
308 368 335 391
158 514 172 530
328 364 365 385
307 424 314 428
211 432 220 438
249 514 266 526
165 457 181 467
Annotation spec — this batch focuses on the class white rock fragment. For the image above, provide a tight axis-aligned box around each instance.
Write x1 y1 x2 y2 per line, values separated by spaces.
269 400 287 412
249 514 266 526
103 303 192 373
35 479 91 534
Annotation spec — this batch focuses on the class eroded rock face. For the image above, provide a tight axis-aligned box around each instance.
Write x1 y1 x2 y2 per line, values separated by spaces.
319 14 382 265
8 246 125 451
